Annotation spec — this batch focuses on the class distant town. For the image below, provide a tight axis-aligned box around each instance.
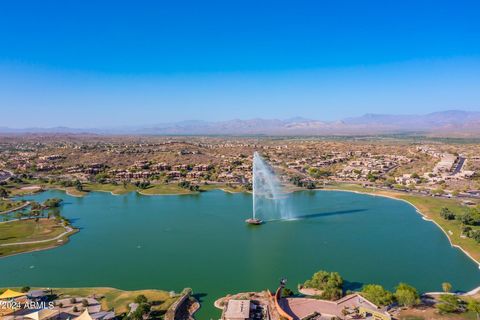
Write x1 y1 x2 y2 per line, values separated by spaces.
1 135 479 199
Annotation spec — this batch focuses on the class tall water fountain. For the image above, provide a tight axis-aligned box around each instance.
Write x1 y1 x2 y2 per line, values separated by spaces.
246 151 291 224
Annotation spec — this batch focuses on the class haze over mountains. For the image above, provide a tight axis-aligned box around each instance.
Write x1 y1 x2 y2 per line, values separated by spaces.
2 110 480 136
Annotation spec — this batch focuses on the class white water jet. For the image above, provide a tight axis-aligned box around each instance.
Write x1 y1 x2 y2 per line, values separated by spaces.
252 151 292 221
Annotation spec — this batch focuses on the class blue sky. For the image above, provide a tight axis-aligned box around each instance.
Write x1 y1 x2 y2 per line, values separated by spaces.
1 0 480 127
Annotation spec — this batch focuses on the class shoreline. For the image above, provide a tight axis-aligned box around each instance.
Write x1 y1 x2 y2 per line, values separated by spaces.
322 187 480 267
52 185 245 197
0 226 78 260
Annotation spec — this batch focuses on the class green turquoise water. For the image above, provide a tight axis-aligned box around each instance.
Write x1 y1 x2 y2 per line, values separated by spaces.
1 190 479 319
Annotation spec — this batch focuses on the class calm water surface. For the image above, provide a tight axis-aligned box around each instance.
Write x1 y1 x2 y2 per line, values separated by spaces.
1 190 479 319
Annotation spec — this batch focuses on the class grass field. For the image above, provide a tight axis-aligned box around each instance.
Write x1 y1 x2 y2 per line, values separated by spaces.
71 182 246 196
200 183 247 193
138 183 196 195
325 183 480 263
0 218 76 257
82 182 137 195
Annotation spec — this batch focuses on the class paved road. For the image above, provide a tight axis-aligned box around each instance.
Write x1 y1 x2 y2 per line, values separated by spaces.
451 157 466 175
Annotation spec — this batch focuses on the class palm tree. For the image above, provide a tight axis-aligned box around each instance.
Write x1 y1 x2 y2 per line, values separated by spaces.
442 282 452 293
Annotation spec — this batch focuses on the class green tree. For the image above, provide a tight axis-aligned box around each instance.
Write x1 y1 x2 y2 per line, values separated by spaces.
436 294 460 314
95 173 109 184
0 188 8 198
461 208 480 226
189 184 200 192
304 181 316 189
303 270 343 301
442 282 452 293
384 177 396 188
361 284 394 307
467 299 480 320
30 201 42 210
366 172 378 182
308 168 331 178
128 303 151 320
440 208 455 220
290 176 302 187
43 198 63 208
135 180 150 189
394 283 419 307
178 181 191 189
282 288 294 297
134 294 148 304
74 180 83 191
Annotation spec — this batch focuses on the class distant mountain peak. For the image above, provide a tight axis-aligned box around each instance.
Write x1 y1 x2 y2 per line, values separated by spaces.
1 110 479 136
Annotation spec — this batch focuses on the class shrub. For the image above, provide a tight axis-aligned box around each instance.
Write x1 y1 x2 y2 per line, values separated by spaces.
440 208 455 220
43 198 63 208
303 270 343 300
282 288 294 297
394 283 419 307
436 294 461 314
134 294 148 304
361 284 394 307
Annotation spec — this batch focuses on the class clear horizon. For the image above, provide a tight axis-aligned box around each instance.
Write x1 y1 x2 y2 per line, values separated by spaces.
1 1 480 127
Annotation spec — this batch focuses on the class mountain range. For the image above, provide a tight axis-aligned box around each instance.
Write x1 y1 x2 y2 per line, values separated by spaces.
1 110 480 137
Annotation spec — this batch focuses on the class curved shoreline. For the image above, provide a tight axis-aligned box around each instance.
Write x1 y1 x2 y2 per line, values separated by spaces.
57 185 242 197
0 226 78 260
322 188 480 268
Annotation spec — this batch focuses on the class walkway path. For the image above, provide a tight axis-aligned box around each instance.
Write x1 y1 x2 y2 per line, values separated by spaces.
0 226 73 247
0 201 30 215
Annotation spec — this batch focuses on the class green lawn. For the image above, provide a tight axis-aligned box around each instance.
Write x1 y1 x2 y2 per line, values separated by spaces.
200 183 247 193
0 218 75 257
138 183 196 195
82 182 137 195
66 182 195 196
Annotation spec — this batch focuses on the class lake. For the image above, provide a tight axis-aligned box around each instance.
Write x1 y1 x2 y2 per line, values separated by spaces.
1 189 479 319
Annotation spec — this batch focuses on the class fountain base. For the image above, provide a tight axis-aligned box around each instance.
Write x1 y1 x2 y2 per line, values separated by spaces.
245 218 263 225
